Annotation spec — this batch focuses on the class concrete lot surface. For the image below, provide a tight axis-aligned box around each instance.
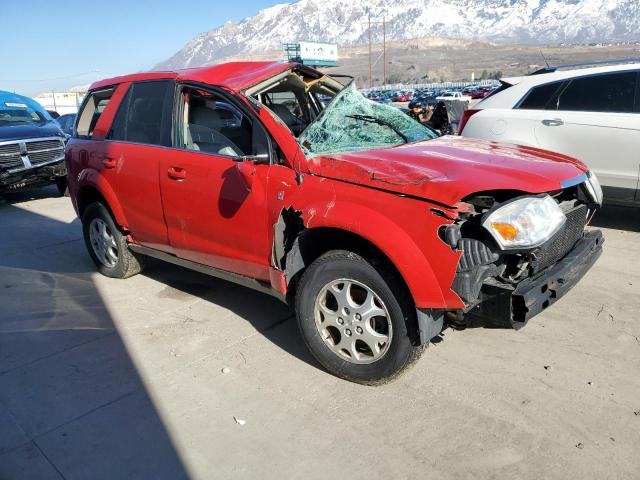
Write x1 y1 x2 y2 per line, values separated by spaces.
1 187 639 480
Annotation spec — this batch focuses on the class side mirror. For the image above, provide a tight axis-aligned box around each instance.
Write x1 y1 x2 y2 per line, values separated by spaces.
235 161 255 191
236 153 270 164
234 153 269 192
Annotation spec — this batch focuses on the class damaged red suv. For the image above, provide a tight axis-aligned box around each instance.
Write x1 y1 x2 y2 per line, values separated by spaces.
66 62 603 384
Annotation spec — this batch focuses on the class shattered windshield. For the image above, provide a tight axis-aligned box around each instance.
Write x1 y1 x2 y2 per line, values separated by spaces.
298 83 438 158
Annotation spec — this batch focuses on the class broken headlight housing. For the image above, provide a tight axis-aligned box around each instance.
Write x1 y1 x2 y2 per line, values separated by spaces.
482 195 566 250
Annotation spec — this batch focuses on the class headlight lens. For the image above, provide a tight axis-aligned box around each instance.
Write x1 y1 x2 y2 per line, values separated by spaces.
483 195 566 249
585 170 603 206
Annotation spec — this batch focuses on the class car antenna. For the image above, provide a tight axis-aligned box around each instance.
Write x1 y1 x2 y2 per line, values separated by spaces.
540 51 550 69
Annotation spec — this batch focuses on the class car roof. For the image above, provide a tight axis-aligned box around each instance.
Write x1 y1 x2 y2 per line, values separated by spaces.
477 62 640 109
501 62 640 86
89 61 296 92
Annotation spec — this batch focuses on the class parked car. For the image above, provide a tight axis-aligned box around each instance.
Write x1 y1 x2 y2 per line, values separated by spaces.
394 91 412 102
0 91 67 195
459 63 640 206
55 113 77 136
66 61 603 384
463 88 486 99
437 91 472 101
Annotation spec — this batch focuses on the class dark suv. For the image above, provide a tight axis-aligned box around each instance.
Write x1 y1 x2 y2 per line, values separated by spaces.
0 91 67 195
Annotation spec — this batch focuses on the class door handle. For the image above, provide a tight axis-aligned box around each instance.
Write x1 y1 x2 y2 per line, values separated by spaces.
542 118 564 126
103 157 117 169
167 166 187 180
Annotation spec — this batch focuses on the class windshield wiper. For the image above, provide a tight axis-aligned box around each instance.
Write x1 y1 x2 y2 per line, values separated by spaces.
345 114 408 143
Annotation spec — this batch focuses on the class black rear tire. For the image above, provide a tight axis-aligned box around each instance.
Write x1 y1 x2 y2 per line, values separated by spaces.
295 250 424 385
82 202 144 278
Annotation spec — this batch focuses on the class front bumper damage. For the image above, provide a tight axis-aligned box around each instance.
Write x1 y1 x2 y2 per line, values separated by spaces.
0 161 66 192
464 230 603 329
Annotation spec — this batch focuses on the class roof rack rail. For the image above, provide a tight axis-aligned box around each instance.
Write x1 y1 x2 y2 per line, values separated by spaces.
529 57 640 75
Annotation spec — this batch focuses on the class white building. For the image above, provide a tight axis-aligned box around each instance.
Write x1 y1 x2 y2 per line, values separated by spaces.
33 91 86 115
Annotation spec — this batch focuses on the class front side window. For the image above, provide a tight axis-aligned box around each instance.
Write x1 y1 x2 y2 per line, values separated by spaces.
518 81 564 110
176 86 267 158
76 88 114 138
298 83 438 158
557 72 637 113
108 80 173 146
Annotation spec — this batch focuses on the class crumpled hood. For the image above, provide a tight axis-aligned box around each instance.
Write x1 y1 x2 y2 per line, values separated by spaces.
306 136 588 206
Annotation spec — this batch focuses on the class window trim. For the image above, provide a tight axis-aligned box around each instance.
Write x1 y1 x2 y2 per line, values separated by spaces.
105 79 175 148
514 80 566 111
515 69 640 113
635 71 640 113
74 86 116 139
172 81 275 163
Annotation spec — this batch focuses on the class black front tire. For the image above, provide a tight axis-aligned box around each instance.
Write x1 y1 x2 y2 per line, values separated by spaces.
55 176 69 197
295 250 424 385
82 202 144 279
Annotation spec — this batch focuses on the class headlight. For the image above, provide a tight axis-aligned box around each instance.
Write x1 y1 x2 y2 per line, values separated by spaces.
585 171 603 206
482 195 566 250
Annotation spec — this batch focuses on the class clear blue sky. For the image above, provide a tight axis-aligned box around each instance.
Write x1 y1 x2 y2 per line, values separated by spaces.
0 0 287 96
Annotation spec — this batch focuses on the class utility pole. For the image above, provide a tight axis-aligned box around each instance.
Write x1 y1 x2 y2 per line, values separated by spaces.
362 15 388 88
383 17 386 86
368 15 372 89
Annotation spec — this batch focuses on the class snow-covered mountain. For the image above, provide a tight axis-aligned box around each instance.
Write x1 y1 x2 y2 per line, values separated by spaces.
155 0 640 70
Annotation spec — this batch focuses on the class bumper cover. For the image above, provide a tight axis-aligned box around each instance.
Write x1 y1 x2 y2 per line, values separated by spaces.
0 160 66 191
468 230 604 329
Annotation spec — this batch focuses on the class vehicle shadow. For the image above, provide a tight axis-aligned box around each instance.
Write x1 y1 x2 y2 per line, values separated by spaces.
0 185 64 205
140 258 319 370
0 194 191 479
0 187 326 477
590 204 640 233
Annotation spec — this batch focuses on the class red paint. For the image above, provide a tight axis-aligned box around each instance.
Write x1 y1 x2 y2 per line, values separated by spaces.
89 62 293 93
305 136 586 207
67 62 589 310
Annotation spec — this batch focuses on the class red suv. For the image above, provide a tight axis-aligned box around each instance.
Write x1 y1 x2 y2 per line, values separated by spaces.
66 62 603 384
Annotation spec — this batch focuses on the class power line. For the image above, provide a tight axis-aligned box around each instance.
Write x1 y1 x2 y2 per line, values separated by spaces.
0 70 100 83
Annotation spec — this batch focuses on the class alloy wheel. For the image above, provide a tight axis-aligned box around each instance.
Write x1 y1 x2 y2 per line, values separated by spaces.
314 278 392 364
89 218 118 268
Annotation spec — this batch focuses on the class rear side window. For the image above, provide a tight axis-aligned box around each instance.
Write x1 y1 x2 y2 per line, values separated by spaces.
557 72 637 113
108 80 173 146
518 81 564 110
76 88 114 138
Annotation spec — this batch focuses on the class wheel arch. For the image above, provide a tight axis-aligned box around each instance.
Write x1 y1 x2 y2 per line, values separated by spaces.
285 227 411 299
281 222 447 310
76 171 128 229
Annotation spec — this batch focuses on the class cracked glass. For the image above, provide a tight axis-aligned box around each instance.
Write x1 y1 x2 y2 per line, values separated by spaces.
298 84 438 158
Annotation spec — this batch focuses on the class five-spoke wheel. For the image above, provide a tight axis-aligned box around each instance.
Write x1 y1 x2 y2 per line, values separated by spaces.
296 250 425 384
89 218 118 268
82 202 144 279
314 279 392 364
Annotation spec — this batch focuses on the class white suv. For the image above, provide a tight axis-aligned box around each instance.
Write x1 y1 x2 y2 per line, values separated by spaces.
459 63 640 206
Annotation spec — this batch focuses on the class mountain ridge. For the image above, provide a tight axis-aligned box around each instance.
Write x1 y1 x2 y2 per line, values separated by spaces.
155 0 640 70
